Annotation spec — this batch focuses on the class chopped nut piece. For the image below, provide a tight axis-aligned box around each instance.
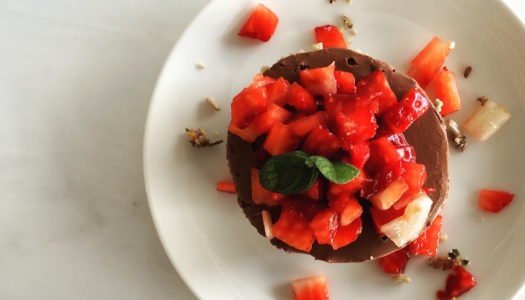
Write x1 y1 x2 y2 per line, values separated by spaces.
260 65 269 73
392 274 412 283
428 249 471 271
464 66 472 78
341 15 356 35
448 248 460 259
329 0 335 3
185 128 223 147
312 42 324 51
205 96 221 111
432 98 443 113
196 61 205 69
445 119 467 152
450 41 456 49
440 233 448 242
477 96 488 105
298 49 306 53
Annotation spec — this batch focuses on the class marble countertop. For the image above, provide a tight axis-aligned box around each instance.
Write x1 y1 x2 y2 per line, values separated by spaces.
1 1 523 299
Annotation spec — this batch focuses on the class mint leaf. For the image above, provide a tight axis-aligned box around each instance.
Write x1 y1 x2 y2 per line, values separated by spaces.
259 151 318 194
309 156 360 184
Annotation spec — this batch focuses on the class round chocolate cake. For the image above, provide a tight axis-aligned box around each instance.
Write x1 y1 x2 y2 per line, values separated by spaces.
227 48 449 262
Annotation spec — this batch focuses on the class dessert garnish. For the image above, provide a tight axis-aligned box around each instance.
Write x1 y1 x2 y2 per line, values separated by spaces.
478 189 515 213
291 276 329 300
463 66 472 78
238 4 279 42
462 97 511 141
434 67 462 116
436 266 476 299
445 119 467 152
216 181 236 193
185 128 223 147
205 96 221 111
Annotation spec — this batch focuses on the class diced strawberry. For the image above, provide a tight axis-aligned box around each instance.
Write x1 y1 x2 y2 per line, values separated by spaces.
436 266 477 300
302 127 340 158
408 36 453 88
370 205 406 234
231 86 268 128
393 191 420 210
385 133 409 148
267 77 291 106
355 71 398 115
368 137 402 172
332 113 357 139
323 94 345 120
328 170 367 199
251 168 283 206
344 142 370 169
288 111 329 137
272 203 316 252
288 82 317 114
379 247 410 274
251 103 293 135
310 209 339 245
291 276 329 300
401 161 427 193
332 217 362 250
334 70 356 94
250 73 276 89
263 123 300 156
283 196 324 220
329 194 363 226
478 189 515 213
341 104 378 143
383 88 430 133
238 4 279 42
362 161 405 199
299 63 337 96
314 25 347 49
409 215 442 256
228 122 258 142
216 181 236 193
434 67 462 116
300 178 325 201
370 177 409 210
397 146 416 163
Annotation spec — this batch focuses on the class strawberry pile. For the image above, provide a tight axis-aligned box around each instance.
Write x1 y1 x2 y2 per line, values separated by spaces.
228 60 435 253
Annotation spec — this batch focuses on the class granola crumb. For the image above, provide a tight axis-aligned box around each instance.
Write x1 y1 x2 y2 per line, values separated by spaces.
477 96 488 106
440 233 448 242
298 49 306 53
260 65 270 73
432 98 443 113
312 42 324 51
205 96 221 111
353 48 362 53
463 66 472 78
428 249 470 271
450 41 456 49
346 0 352 3
369 255 374 260
196 61 205 69
185 128 223 147
392 274 412 283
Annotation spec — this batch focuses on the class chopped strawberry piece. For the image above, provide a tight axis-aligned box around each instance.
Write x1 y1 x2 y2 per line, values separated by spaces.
310 209 339 245
251 168 283 206
299 63 337 96
385 133 409 148
344 142 370 169
341 104 378 143
329 194 363 226
216 181 236 193
314 25 347 49
300 178 325 201
231 86 268 128
288 82 317 114
332 112 357 138
332 217 362 250
370 205 406 234
302 127 340 158
355 71 398 115
408 36 453 88
397 146 416 163
251 103 293 135
478 189 515 213
409 215 442 256
334 70 356 94
323 94 345 120
362 161 405 199
393 191 420 210
383 88 430 133
272 203 316 252
370 177 409 210
263 123 300 155
401 161 427 193
436 266 477 300
434 67 461 116
228 122 258 142
291 276 329 300
368 137 402 172
328 170 367 199
238 4 279 42
288 111 329 137
267 77 291 106
283 196 324 220
379 247 410 274
250 73 276 89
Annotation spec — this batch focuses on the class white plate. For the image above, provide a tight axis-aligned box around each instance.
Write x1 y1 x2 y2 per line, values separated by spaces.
144 0 525 299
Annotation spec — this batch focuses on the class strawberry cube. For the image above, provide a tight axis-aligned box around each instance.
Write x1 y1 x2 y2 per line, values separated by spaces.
228 122 258 142
291 276 329 300
397 146 416 163
267 77 291 106
362 161 404 199
238 3 279 42
272 204 316 252
251 103 293 135
436 266 477 300
314 25 347 49
385 133 409 148
216 181 236 193
368 137 402 172
263 123 300 155
332 112 357 139
434 67 461 116
299 62 337 96
250 73 276 89
478 189 515 213
401 161 427 193
332 217 362 250
329 194 363 226
302 127 340 158
378 247 410 274
409 215 442 256
300 178 325 201
356 71 398 115
393 191 420 210
343 142 370 169
334 70 356 94
231 86 268 128
408 36 453 88
310 209 339 245
328 169 367 200
251 168 283 206
383 88 430 133
288 82 317 114
288 111 329 137
370 177 409 210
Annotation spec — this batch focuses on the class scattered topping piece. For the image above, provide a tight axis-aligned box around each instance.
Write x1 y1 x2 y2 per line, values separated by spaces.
379 247 410 274
205 96 221 111
383 88 430 133
196 61 205 69
288 111 329 137
310 209 339 245
428 249 470 271
341 15 356 35
185 128 223 147
228 122 257 142
445 119 467 152
312 42 324 51
392 274 412 284
432 98 443 113
314 25 347 49
230 81 268 128
303 128 341 157
355 70 398 115
434 67 462 116
478 189 514 213
334 70 356 94
251 168 283 206
408 36 453 87
440 233 448 242
299 62 338 96
263 123 300 156
462 98 511 141
370 177 409 210
288 82 318 114
238 4 279 42
261 210 273 239
216 181 236 193
251 103 293 135
463 66 472 78
291 276 329 300
331 217 362 249
260 65 269 73
267 77 291 106
436 266 476 300
409 215 442 256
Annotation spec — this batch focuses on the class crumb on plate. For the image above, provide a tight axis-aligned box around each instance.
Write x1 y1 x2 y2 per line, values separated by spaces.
312 42 324 51
185 128 223 147
392 274 411 284
205 96 221 111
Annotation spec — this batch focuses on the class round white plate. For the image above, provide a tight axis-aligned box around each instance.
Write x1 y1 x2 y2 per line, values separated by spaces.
144 0 525 299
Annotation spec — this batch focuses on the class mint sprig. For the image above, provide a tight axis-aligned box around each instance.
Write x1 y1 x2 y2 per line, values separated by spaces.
259 151 359 194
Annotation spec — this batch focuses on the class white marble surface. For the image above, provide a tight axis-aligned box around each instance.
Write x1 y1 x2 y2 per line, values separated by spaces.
0 1 523 299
